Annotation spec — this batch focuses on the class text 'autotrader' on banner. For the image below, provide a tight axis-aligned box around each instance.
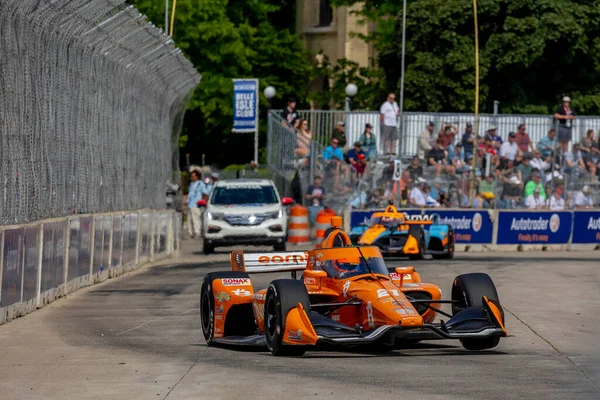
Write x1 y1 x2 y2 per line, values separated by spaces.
232 79 259 133
572 211 600 244
496 211 573 245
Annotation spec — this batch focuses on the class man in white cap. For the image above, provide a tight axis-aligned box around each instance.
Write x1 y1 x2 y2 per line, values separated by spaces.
554 96 576 153
409 177 428 207
525 186 546 209
380 92 400 155
573 185 593 209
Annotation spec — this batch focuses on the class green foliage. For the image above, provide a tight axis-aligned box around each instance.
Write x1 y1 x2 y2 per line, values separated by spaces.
333 0 600 115
310 53 386 110
128 0 313 167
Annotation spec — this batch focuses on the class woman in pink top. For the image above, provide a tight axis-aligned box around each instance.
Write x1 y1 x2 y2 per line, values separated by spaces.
295 119 312 158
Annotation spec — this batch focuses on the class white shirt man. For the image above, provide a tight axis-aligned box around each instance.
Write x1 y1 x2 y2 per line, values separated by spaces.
549 190 565 210
499 134 518 161
409 181 427 207
380 98 399 127
573 186 593 209
525 190 546 209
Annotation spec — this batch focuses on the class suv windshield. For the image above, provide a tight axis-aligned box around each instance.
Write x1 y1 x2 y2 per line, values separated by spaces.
321 256 389 279
211 185 278 205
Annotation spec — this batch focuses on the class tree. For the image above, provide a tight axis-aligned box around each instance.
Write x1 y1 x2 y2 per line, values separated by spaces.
128 0 313 167
333 0 600 115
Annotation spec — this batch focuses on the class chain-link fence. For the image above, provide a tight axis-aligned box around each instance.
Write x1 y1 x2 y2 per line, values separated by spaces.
267 110 600 214
0 0 200 226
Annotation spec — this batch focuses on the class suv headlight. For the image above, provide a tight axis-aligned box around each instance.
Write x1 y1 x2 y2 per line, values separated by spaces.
206 211 224 221
265 210 283 219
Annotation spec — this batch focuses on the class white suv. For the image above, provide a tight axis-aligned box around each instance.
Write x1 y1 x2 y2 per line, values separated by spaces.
198 179 293 254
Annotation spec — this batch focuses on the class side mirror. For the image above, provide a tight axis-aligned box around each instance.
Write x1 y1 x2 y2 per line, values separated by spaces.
303 269 327 287
197 199 207 207
394 266 415 287
281 197 294 206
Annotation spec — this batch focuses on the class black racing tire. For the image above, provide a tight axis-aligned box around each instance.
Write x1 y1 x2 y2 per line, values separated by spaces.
264 279 310 356
408 225 426 260
451 273 503 351
200 271 251 345
432 227 455 259
202 239 214 255
273 242 286 252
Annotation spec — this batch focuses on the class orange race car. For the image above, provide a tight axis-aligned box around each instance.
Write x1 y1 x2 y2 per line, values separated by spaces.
200 217 507 356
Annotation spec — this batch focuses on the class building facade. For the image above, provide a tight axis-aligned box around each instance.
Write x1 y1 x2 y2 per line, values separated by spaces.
296 0 376 70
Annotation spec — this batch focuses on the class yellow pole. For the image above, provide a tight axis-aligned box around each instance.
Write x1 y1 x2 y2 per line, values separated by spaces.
469 0 480 207
169 0 177 37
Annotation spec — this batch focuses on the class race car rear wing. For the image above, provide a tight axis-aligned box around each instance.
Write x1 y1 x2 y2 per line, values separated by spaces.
230 250 309 274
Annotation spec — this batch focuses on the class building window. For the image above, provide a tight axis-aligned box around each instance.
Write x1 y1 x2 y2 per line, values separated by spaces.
317 0 333 27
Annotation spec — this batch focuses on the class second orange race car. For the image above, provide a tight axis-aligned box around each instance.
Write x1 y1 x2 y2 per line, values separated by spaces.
200 217 507 356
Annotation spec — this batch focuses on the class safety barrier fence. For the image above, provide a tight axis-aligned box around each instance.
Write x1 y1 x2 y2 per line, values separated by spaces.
348 209 600 249
0 209 182 326
273 110 600 159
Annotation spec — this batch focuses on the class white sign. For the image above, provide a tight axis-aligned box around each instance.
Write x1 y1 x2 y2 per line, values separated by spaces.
392 160 402 181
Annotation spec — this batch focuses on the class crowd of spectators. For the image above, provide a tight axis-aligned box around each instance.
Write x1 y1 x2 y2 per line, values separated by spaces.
284 95 599 215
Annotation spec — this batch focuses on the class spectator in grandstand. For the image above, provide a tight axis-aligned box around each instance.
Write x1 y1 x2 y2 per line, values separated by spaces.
349 187 368 210
347 142 367 178
368 187 387 209
529 150 551 175
485 126 503 150
573 185 594 209
525 187 546 209
406 156 424 181
549 187 566 210
563 143 586 177
409 178 428 207
322 138 343 164
388 170 411 205
186 170 204 239
423 184 441 207
380 93 400 155
378 160 395 185
499 132 519 169
477 174 496 208
514 124 534 153
500 171 523 209
430 178 443 203
359 123 377 160
282 97 299 128
524 172 546 200
332 121 347 148
554 96 576 153
580 130 599 181
295 119 311 158
517 153 534 184
461 123 476 161
305 175 326 223
428 139 455 177
451 143 467 172
418 121 436 160
537 129 558 159
439 123 458 152
478 136 499 172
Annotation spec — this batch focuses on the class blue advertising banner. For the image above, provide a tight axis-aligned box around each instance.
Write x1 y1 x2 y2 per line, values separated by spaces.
350 209 423 229
423 210 493 244
497 211 572 244
232 79 259 133
572 212 600 244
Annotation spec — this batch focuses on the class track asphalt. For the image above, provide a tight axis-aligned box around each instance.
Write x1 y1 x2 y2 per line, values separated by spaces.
1 241 600 399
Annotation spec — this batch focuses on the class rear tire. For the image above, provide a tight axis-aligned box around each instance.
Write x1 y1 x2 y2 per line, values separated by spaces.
451 273 503 350
433 227 455 259
200 271 251 345
264 279 310 356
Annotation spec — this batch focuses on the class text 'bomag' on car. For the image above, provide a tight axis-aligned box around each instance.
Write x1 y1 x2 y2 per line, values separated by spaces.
200 217 506 356
349 205 455 259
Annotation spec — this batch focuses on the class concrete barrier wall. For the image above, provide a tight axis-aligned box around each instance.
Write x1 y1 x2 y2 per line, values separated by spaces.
0 210 180 326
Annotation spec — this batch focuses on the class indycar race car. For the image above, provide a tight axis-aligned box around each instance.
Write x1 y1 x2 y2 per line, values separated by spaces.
199 216 506 356
349 205 454 259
